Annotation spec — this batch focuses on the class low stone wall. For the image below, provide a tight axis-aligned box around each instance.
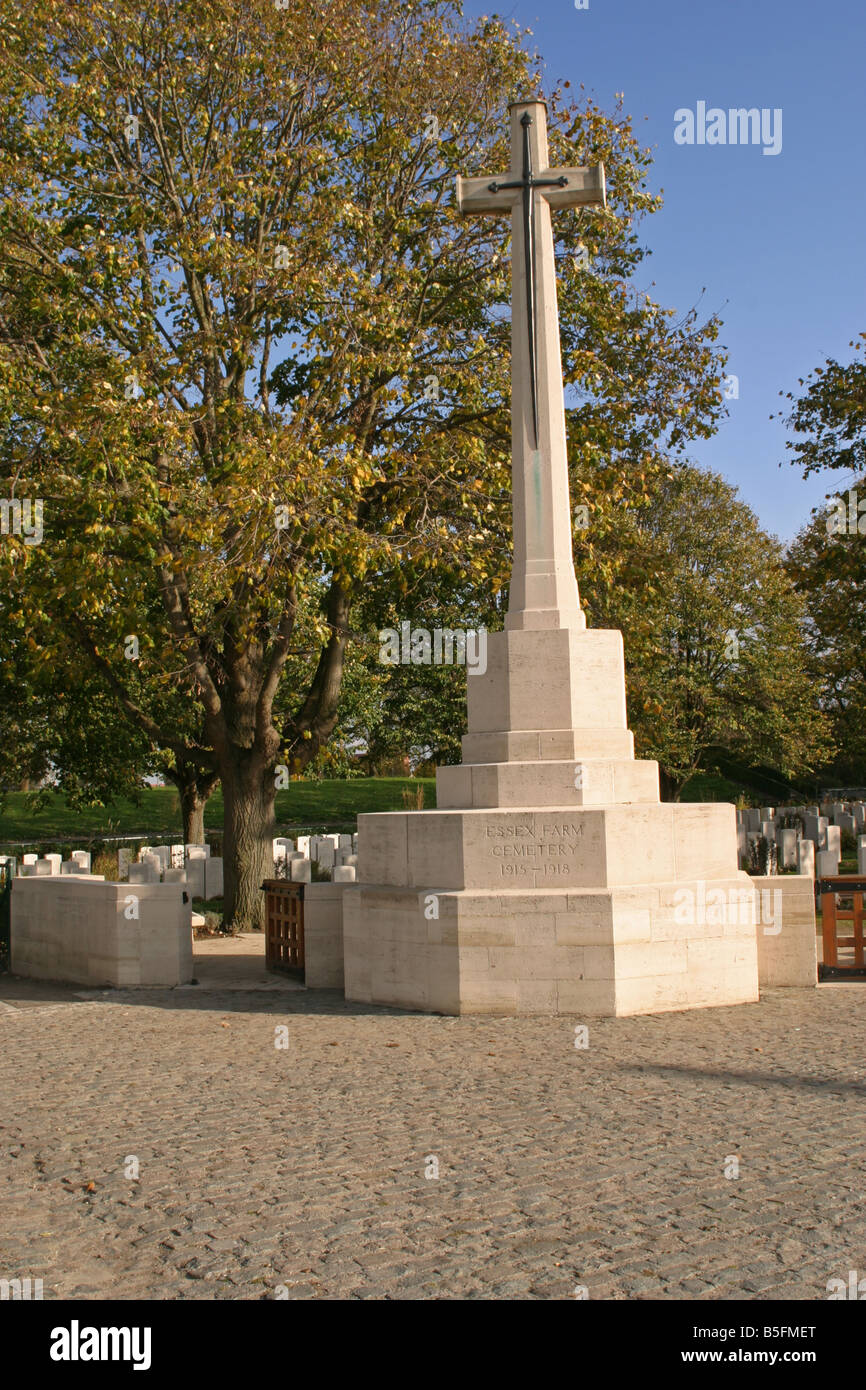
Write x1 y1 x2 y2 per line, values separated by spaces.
11 877 193 987
304 883 346 989
752 874 817 988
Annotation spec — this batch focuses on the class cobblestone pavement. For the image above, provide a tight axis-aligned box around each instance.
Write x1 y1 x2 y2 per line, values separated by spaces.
1 978 865 1300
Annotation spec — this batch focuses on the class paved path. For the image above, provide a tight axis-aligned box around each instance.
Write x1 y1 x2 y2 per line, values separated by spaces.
189 931 305 992
1 978 865 1300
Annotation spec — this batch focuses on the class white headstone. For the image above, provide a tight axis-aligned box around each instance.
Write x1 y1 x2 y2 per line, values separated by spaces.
826 825 842 858
797 840 815 877
778 829 798 870
803 814 821 844
332 865 356 882
816 849 839 878
118 847 132 879
185 858 205 898
22 853 38 866
858 836 866 876
71 849 91 872
316 842 335 870
290 857 311 883
205 858 223 899
128 861 159 884
141 852 161 879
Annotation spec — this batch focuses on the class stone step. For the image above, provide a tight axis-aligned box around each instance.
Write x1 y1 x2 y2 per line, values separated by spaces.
437 758 659 809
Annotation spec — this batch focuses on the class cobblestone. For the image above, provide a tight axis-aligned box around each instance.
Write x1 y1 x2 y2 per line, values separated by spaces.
1 983 865 1299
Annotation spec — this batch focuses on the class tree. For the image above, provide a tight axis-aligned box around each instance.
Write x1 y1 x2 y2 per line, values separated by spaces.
0 0 731 925
0 590 215 836
574 464 833 798
325 572 501 773
779 334 866 785
787 485 866 786
775 334 866 478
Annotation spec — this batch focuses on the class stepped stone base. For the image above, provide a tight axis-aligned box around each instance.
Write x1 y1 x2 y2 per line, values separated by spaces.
346 621 760 1016
345 803 760 1016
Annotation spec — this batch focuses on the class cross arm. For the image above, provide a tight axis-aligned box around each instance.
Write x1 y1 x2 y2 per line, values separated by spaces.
455 174 516 215
541 163 606 211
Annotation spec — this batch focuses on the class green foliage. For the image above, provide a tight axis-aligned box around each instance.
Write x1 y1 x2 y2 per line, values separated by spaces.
788 480 866 784
776 335 866 478
0 1 736 918
573 464 834 797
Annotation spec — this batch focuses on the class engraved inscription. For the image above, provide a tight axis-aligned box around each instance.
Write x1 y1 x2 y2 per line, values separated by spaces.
486 821 584 877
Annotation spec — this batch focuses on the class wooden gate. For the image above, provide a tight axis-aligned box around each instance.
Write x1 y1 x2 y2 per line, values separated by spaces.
262 878 305 975
817 876 866 978
0 859 12 974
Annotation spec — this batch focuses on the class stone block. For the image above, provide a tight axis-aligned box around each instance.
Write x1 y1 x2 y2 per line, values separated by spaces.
752 874 817 987
10 878 192 987
303 884 347 988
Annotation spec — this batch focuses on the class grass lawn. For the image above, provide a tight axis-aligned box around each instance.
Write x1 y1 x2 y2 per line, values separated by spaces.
0 770 816 848
679 773 746 803
0 777 436 847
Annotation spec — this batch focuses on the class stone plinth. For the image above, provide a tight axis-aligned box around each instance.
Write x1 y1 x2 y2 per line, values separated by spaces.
344 802 760 1016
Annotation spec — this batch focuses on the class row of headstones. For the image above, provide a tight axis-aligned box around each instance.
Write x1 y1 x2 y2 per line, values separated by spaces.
8 834 360 890
272 834 358 883
15 850 92 876
128 843 222 898
736 803 866 877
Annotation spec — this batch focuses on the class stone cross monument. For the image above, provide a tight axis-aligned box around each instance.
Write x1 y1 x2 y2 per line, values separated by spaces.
457 101 605 632
343 100 759 1017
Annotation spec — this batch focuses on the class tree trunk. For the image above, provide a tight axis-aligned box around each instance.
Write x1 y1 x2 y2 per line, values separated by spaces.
163 759 218 846
181 787 207 846
222 753 276 931
659 767 683 802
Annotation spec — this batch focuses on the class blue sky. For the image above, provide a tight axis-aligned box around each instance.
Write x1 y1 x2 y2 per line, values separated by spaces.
462 0 866 542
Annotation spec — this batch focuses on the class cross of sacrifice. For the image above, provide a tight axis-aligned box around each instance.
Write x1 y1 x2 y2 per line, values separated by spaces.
456 101 606 632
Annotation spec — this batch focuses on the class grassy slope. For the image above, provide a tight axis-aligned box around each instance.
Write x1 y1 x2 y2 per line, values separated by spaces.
0 771 788 845
0 778 436 844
